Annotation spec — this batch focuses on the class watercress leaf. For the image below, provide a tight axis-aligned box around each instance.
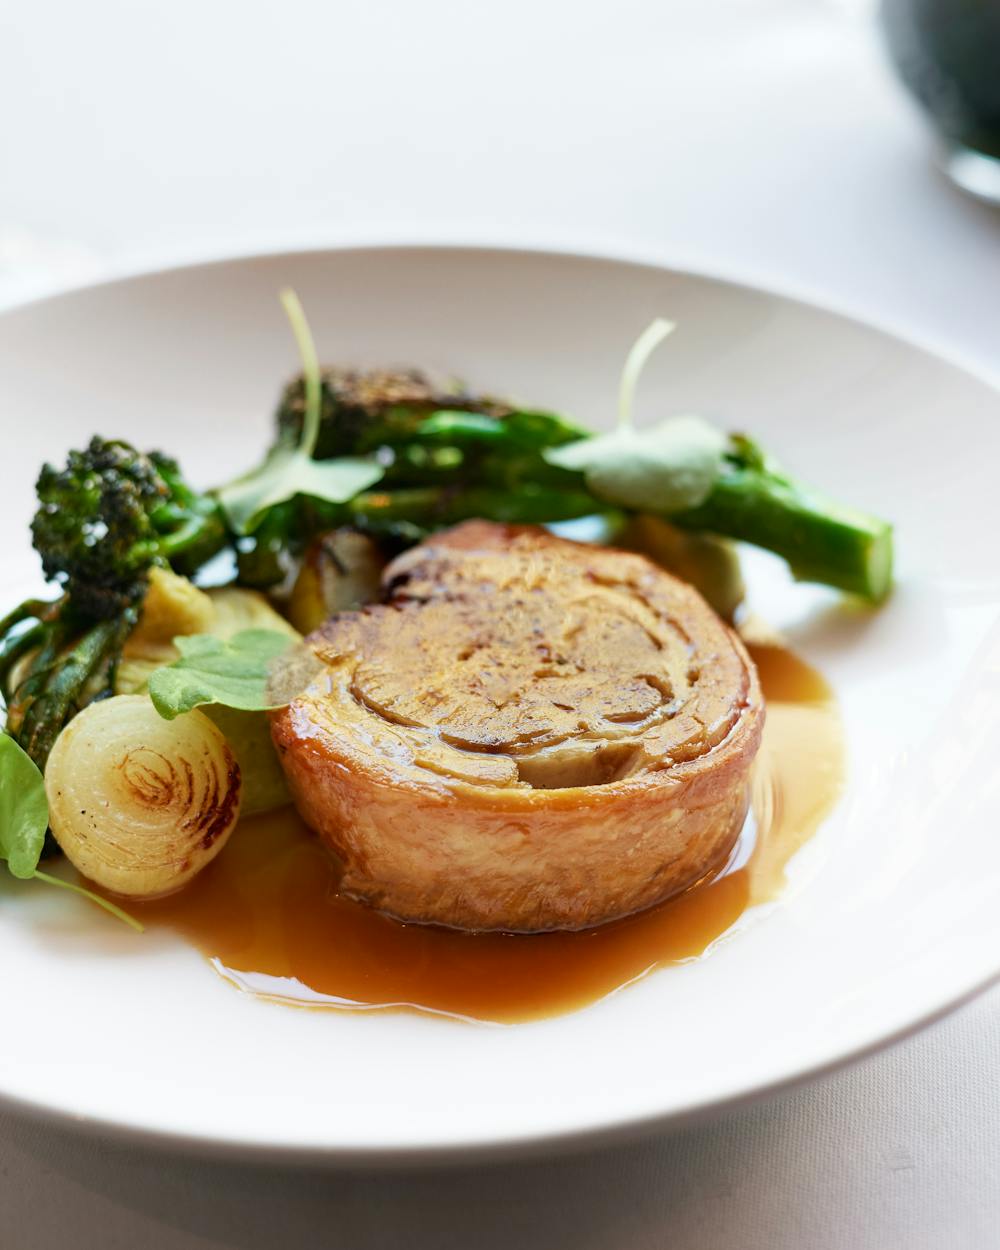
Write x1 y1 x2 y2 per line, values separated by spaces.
0 733 49 879
217 289 385 534
148 628 296 719
216 445 297 533
284 454 385 506
542 415 727 514
217 447 383 535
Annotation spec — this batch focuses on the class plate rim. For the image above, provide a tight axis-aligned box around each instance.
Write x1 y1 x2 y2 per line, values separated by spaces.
5 229 999 396
2 238 999 1166
0 971 993 1170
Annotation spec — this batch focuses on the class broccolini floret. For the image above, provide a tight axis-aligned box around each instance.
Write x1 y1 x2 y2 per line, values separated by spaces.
274 367 510 461
2 438 230 772
30 437 227 619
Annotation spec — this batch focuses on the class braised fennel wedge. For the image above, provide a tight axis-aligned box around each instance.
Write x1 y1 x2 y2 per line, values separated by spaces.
0 292 893 925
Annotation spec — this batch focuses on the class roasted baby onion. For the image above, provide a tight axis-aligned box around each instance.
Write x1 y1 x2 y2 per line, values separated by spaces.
45 695 241 898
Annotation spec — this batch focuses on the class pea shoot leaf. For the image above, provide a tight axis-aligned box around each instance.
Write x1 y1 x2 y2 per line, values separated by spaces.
148 629 298 720
0 733 48 879
542 415 727 514
216 288 383 535
217 445 383 535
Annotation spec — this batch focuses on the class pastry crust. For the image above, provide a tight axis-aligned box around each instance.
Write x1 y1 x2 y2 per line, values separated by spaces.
271 521 764 932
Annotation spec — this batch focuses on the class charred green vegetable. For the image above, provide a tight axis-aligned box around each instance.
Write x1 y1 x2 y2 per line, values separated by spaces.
31 437 227 620
671 434 892 602
3 308 894 770
274 367 512 462
236 357 589 587
260 314 892 602
2 438 228 770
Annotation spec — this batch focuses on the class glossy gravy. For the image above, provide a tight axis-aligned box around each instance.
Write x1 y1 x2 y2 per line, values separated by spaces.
135 642 843 1023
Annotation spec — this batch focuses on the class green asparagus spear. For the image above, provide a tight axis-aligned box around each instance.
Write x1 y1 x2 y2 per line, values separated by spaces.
671 436 892 602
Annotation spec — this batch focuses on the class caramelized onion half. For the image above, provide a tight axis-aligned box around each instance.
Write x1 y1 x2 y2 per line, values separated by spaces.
45 694 241 898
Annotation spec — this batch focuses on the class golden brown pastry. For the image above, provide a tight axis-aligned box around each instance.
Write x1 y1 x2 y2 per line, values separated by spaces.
271 521 764 932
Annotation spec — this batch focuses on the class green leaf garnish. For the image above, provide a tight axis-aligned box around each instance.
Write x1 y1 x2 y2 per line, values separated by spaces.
219 442 383 535
0 734 142 930
0 733 48 879
543 319 727 514
217 289 384 534
148 628 296 719
546 415 726 513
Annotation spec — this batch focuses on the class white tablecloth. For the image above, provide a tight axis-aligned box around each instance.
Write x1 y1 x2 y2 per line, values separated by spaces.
3 2 999 1245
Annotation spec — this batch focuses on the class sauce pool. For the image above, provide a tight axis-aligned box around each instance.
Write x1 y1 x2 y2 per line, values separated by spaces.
133 642 843 1024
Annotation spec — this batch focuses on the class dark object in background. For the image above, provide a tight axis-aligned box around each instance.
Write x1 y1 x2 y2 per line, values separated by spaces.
881 0 1000 203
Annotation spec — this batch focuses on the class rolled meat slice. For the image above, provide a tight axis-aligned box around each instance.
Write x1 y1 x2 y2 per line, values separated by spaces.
271 521 764 932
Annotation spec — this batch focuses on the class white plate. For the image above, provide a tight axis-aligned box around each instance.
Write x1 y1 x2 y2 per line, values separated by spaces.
2 244 999 1164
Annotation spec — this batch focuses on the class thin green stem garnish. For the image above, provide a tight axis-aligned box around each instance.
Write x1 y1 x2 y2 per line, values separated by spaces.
216 292 384 535
617 318 675 431
545 318 726 515
0 734 142 931
279 288 322 459
33 869 144 933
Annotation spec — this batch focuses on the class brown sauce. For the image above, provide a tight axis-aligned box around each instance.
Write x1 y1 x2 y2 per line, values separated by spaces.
134 642 843 1024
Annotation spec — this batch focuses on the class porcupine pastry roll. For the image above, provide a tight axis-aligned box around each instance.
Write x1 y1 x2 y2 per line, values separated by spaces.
271 521 764 932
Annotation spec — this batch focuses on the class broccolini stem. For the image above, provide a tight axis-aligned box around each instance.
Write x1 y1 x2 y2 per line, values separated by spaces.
672 463 893 603
0 621 47 700
0 597 60 639
155 502 230 571
16 614 134 769
350 485 599 527
5 619 72 736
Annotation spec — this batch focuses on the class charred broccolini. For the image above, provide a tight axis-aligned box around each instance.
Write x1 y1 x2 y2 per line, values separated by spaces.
268 366 892 602
30 438 227 619
236 368 590 586
1 438 228 769
2 354 894 766
273 367 512 461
